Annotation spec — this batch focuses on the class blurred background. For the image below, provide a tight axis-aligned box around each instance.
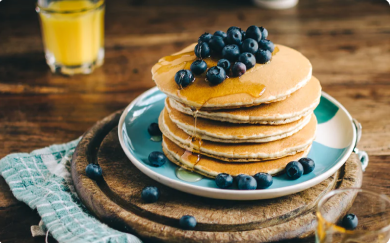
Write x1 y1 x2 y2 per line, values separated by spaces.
0 0 389 242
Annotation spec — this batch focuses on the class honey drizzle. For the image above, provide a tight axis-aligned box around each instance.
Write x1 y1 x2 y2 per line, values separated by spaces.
181 109 202 170
160 46 280 171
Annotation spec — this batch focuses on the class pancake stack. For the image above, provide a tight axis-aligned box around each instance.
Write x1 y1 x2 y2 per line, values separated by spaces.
152 43 321 179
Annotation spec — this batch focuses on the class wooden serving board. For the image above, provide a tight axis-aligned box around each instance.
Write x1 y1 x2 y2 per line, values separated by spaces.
71 111 363 243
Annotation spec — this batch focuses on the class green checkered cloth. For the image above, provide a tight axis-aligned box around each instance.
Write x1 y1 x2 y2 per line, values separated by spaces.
0 139 142 243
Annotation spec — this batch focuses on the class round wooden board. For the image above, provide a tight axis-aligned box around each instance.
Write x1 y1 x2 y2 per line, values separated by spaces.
71 111 363 243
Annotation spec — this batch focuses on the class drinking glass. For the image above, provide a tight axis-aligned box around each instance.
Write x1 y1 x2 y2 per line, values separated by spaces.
36 0 105 75
316 188 390 243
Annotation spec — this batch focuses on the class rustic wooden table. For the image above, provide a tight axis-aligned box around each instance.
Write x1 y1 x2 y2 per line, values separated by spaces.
0 0 389 242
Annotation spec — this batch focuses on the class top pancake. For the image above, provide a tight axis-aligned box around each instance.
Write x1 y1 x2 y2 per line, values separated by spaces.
152 43 312 110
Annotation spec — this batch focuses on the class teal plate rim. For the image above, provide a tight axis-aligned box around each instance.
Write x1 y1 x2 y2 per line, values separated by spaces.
118 87 356 200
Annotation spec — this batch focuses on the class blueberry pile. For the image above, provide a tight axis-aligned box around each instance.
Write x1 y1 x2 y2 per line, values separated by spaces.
175 25 274 88
215 172 273 190
214 157 315 189
285 157 315 180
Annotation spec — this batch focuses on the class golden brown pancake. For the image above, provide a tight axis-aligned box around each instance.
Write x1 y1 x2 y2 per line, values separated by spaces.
163 136 311 177
168 76 321 124
152 44 312 109
159 109 317 162
166 98 312 143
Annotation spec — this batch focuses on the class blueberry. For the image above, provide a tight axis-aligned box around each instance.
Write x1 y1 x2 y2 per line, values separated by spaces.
341 213 358 230
175 70 194 88
148 151 167 167
241 29 246 40
179 215 197 230
238 52 256 69
227 26 241 33
190 60 207 75
148 122 161 136
299 157 315 174
237 175 257 190
231 62 246 77
253 173 273 189
222 44 240 62
208 36 226 54
255 49 272 64
285 161 304 180
141 186 160 203
234 174 247 186
215 173 233 189
259 26 268 39
85 164 103 180
214 30 227 39
241 38 258 54
198 32 213 43
258 39 275 52
217 59 231 73
194 42 210 58
206 66 226 85
226 29 242 45
246 25 262 42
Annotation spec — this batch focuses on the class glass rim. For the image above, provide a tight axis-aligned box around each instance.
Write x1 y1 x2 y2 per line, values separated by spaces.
317 187 390 234
36 0 105 14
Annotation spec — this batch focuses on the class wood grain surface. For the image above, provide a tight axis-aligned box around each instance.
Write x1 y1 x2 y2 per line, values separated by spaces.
70 110 363 243
0 0 389 242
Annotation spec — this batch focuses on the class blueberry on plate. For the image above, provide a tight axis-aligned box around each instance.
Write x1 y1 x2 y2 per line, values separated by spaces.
285 161 304 180
231 62 246 77
238 52 256 69
255 49 272 64
208 35 226 54
222 44 240 62
299 157 315 174
179 215 197 230
226 29 242 45
194 42 210 58
214 30 227 39
246 25 262 42
198 32 213 43
190 60 207 75
206 66 226 85
85 164 103 180
148 151 167 167
341 213 358 230
148 122 161 136
237 175 257 190
215 173 233 189
141 186 160 203
241 38 258 54
175 69 195 88
234 174 247 186
258 39 275 52
217 59 231 73
253 172 273 189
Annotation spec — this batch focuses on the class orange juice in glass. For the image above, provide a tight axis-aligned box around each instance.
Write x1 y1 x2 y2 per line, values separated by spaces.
36 0 105 75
